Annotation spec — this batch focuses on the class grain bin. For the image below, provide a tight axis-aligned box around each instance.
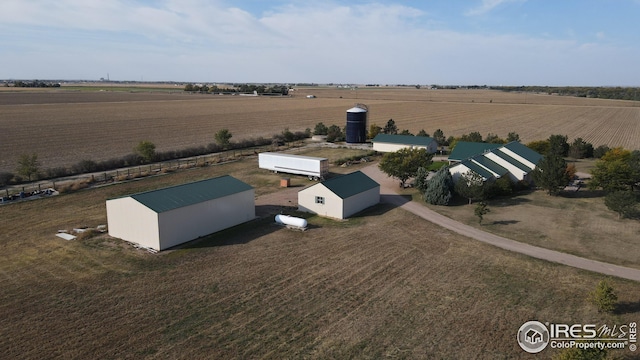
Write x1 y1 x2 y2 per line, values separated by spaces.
346 105 368 143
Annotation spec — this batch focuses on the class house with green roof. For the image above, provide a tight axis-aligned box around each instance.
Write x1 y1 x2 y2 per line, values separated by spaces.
449 141 542 183
448 141 502 163
372 134 438 153
298 171 380 219
106 175 255 251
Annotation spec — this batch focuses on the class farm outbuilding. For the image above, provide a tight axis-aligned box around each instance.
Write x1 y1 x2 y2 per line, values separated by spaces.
372 134 438 154
106 175 255 251
448 141 542 183
298 171 380 219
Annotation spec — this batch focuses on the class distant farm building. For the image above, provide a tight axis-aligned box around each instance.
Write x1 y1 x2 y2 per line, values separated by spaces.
106 175 255 251
372 134 438 153
448 141 542 183
298 171 380 219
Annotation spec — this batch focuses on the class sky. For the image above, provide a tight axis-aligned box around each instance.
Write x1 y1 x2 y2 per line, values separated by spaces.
1 0 639 86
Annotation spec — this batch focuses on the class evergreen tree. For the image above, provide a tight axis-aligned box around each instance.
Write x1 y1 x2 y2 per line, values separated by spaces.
423 167 454 205
214 129 233 149
588 280 617 313
313 122 328 135
532 154 569 195
604 191 638 218
432 129 446 145
383 119 398 134
548 134 569 156
134 141 156 164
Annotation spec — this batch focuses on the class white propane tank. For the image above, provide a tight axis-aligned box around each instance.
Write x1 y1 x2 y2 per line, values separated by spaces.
275 214 308 229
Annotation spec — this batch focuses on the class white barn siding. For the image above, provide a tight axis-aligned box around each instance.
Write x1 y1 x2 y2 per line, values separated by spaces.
484 152 528 180
107 188 254 251
298 186 343 219
373 142 437 154
157 190 255 250
449 163 473 183
107 197 159 250
342 187 380 218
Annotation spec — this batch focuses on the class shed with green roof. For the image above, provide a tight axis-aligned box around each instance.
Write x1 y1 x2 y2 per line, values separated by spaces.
106 175 255 251
372 134 438 153
448 141 542 184
298 171 380 219
448 141 502 163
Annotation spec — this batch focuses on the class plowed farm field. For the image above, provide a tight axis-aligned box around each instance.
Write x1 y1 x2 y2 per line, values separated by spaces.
1 87 639 173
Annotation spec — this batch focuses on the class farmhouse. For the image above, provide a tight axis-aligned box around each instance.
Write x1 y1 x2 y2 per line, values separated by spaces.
106 175 255 251
448 141 542 183
372 134 438 154
298 171 380 219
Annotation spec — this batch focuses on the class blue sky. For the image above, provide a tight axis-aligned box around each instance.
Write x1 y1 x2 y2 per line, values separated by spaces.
1 0 638 85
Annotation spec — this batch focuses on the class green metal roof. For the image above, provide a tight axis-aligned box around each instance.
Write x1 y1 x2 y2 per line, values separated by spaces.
471 155 509 177
502 141 543 166
488 149 531 172
448 141 501 161
321 171 379 199
372 133 436 147
459 160 495 180
128 175 253 213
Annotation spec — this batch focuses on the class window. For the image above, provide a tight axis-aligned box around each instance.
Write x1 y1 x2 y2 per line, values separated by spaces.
315 196 325 205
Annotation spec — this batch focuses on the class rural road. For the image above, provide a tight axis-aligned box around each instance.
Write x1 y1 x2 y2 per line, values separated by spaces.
358 164 640 283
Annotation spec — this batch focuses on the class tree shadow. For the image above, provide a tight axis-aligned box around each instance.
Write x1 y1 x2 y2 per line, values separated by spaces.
561 189 605 199
491 220 520 225
490 197 532 207
614 300 640 315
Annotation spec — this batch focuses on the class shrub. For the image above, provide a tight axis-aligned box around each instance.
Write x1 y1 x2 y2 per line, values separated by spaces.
588 280 617 313
72 159 98 174
0 172 14 187
44 167 70 179
76 229 101 241
593 145 610 159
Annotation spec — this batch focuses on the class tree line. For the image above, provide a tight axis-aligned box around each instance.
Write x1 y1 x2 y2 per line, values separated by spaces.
184 83 289 95
1 128 311 188
5 80 61 88
491 85 640 101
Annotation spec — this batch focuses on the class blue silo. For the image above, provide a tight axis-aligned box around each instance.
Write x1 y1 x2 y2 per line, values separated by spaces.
346 105 368 143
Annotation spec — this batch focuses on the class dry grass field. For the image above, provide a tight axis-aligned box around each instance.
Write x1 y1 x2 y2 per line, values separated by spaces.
1 155 639 359
1 86 639 173
416 187 640 270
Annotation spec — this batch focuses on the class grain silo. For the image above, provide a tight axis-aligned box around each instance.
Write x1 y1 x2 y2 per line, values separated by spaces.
346 104 368 143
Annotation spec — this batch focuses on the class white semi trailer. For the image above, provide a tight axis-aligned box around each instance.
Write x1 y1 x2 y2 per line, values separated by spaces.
258 152 329 180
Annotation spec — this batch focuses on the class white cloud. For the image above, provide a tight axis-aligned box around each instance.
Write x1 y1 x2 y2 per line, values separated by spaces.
0 1 637 85
465 0 525 16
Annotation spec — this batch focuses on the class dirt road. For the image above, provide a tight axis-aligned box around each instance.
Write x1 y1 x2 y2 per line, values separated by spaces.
359 164 640 282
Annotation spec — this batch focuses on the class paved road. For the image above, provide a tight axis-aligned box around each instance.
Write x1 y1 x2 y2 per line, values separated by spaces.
360 164 640 282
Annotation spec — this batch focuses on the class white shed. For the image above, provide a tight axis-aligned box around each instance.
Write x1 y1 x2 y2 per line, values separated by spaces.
372 134 438 153
106 175 255 251
298 171 380 219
